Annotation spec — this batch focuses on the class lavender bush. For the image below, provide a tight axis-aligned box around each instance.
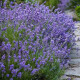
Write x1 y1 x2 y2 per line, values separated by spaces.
0 2 74 80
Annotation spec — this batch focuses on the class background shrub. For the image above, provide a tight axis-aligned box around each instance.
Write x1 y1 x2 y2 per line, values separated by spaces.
39 0 60 10
69 0 80 9
75 6 80 20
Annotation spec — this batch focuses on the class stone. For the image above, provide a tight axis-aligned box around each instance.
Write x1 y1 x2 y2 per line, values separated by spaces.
73 78 80 80
75 36 80 41
75 23 80 28
70 50 80 58
72 43 80 49
65 10 78 19
65 67 80 77
69 59 80 66
74 30 80 36
75 41 80 46
60 75 71 80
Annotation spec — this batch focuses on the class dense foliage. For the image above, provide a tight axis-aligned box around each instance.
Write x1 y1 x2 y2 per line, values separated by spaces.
0 1 74 80
75 6 80 20
38 0 60 10
69 0 80 9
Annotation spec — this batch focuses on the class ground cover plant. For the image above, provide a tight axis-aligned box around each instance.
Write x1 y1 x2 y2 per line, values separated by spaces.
0 1 74 80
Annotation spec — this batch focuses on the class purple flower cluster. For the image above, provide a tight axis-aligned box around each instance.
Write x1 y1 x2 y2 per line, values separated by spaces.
58 0 71 11
0 2 74 80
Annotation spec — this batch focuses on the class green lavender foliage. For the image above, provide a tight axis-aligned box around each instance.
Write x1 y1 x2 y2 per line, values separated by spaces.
75 6 80 20
39 0 59 9
69 0 80 9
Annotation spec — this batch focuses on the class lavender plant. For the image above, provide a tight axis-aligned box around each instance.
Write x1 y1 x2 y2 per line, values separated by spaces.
0 2 74 80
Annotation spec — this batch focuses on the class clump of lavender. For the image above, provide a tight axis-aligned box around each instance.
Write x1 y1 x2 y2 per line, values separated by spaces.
58 0 71 11
0 2 74 80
